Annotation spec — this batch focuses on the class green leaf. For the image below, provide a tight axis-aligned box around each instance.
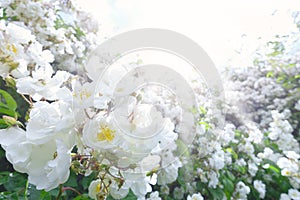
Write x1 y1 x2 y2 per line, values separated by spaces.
222 178 234 199
294 74 300 79
199 106 207 115
73 194 91 200
81 173 97 190
64 171 78 187
3 172 27 192
226 171 235 182
0 90 17 111
0 107 16 117
225 148 238 160
266 71 274 78
26 184 52 200
208 187 224 200
268 165 280 174
0 172 10 185
121 190 137 200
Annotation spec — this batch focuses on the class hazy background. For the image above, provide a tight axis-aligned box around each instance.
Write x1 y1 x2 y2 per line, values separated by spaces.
77 0 300 69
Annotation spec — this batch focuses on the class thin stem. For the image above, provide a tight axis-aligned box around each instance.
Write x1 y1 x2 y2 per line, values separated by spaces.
62 187 82 196
84 109 92 119
56 185 63 200
20 94 32 105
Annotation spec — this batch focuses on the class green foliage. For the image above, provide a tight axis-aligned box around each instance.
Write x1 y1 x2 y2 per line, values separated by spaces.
0 78 29 128
0 89 18 128
0 171 27 199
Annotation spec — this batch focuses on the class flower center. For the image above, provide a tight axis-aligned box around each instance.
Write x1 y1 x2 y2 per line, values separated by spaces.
79 90 91 100
96 183 101 193
6 44 17 54
97 125 115 142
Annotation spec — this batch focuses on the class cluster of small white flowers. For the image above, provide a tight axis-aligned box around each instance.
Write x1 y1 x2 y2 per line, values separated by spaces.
169 15 300 200
280 189 300 200
0 0 99 192
232 181 250 200
1 1 300 200
277 151 300 189
253 180 266 199
268 111 300 152
0 2 186 199
224 49 300 134
187 193 204 200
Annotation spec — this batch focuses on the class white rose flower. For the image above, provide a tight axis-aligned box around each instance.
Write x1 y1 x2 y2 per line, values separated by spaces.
16 66 70 101
147 191 162 200
209 150 225 170
173 187 184 200
0 63 11 78
248 162 258 177
1 127 73 191
285 151 300 160
114 97 177 155
88 179 102 200
280 193 291 200
6 23 35 44
289 189 300 200
82 116 121 150
120 168 153 199
26 101 74 144
0 127 31 172
295 100 300 111
10 59 29 78
157 144 182 185
254 180 266 199
140 155 161 172
109 183 130 200
208 171 219 188
27 41 54 66
234 181 250 200
187 193 204 200
28 139 73 191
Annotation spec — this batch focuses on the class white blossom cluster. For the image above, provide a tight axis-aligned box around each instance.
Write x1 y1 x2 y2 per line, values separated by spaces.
0 1 300 199
0 1 187 199
0 0 100 192
149 14 300 200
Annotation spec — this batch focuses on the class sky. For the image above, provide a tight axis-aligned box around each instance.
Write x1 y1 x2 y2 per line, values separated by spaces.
77 0 300 69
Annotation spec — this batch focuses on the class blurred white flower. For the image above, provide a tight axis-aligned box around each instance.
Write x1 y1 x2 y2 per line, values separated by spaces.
147 191 162 200
82 116 121 150
0 127 31 172
28 139 73 191
173 187 184 200
295 100 300 111
254 180 266 199
208 171 219 188
234 181 250 200
26 101 74 144
5 23 35 44
88 179 102 200
248 162 258 177
187 193 204 200
281 193 291 200
16 66 70 101
288 189 300 200
209 150 225 170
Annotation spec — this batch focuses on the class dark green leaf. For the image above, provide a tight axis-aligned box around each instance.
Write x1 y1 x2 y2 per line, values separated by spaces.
0 90 17 111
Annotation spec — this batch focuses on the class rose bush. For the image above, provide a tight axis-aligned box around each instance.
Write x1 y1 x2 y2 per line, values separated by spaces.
0 1 300 200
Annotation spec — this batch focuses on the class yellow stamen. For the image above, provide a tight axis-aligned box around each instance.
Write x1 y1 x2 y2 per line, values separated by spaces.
97 125 115 142
79 90 91 100
96 183 101 193
6 44 17 54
